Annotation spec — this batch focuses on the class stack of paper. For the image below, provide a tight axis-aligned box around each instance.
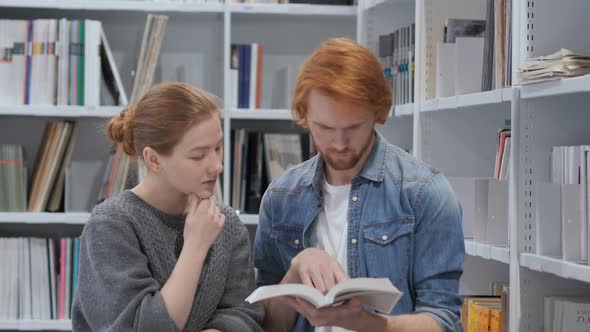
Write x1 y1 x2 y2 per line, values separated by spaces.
519 49 590 84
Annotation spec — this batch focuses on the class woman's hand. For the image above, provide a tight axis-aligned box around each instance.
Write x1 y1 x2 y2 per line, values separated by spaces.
183 194 225 252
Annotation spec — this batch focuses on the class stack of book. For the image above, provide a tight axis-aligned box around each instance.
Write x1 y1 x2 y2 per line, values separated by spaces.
0 19 126 107
0 237 80 321
231 129 305 213
544 296 590 332
535 145 589 263
378 24 415 106
461 282 509 332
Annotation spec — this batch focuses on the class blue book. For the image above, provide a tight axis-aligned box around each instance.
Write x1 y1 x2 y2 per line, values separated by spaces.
72 238 80 299
243 44 251 109
238 45 246 109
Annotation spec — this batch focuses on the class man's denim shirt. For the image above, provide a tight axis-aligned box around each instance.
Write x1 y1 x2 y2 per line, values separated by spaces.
253 132 465 332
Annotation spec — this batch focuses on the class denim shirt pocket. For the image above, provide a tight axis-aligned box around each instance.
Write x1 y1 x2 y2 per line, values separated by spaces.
271 224 305 268
363 218 414 281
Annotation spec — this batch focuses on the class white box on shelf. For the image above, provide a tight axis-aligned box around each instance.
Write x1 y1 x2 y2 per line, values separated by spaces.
65 161 103 213
535 182 562 257
448 177 490 239
436 42 456 98
454 37 484 96
561 183 587 264
486 180 508 247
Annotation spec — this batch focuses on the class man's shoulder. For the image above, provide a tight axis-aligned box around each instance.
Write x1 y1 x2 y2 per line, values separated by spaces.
267 155 319 192
382 142 440 185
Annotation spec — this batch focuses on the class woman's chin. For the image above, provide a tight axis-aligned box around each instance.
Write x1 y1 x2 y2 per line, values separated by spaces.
195 190 215 200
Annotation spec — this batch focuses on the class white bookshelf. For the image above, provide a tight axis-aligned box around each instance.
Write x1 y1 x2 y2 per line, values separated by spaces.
520 253 590 284
520 74 590 100
3 0 590 331
229 3 356 16
0 0 224 12
465 240 510 264
393 103 414 116
0 106 122 118
0 320 71 331
361 0 590 331
237 213 259 225
0 213 89 225
229 108 292 120
418 88 511 113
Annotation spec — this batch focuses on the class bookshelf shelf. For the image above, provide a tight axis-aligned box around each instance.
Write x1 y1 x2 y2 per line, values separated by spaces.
0 320 71 331
0 213 89 225
420 99 438 112
0 106 122 118
229 3 356 16
464 240 510 264
520 74 590 100
229 109 293 120
394 103 414 117
0 0 224 13
362 0 414 11
238 214 259 225
419 88 512 113
520 253 590 284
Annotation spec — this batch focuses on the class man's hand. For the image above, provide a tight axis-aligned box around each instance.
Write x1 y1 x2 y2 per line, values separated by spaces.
284 297 371 330
284 248 349 293
201 329 222 332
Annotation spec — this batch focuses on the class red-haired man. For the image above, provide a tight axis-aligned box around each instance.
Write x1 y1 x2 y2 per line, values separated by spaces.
253 38 465 332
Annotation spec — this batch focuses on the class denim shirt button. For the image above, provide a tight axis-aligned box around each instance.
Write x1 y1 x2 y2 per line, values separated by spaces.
352 195 358 202
294 239 300 245
351 238 357 244
381 235 388 241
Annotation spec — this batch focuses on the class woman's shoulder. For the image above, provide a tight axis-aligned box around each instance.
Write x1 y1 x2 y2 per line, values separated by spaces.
216 201 249 238
84 192 139 236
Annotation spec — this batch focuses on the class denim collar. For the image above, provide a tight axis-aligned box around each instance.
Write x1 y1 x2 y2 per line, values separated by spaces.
303 130 387 195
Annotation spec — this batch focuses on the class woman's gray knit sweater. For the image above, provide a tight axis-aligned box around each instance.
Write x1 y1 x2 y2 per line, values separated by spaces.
71 191 264 332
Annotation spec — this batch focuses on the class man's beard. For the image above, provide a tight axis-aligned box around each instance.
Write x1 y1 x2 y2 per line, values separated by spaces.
315 133 374 171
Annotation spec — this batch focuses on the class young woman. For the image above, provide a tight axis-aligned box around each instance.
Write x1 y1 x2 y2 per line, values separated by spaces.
72 82 264 332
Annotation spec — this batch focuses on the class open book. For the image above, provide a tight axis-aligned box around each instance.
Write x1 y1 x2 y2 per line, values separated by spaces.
246 278 402 314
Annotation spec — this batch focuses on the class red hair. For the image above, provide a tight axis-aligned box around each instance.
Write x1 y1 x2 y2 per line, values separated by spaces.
292 38 392 127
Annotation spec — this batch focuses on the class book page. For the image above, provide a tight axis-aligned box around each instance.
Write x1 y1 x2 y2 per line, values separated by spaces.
327 278 403 313
246 283 325 308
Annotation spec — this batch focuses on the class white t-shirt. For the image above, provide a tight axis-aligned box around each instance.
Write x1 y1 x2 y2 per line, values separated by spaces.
315 180 353 332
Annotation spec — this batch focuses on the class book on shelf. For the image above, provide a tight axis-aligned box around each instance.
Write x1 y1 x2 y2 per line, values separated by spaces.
378 23 415 107
102 14 168 203
0 237 79 321
544 145 590 264
494 123 511 181
0 18 127 107
461 282 508 332
443 18 486 43
231 129 305 213
27 121 79 213
544 296 590 332
230 43 263 110
0 144 27 212
246 278 402 314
